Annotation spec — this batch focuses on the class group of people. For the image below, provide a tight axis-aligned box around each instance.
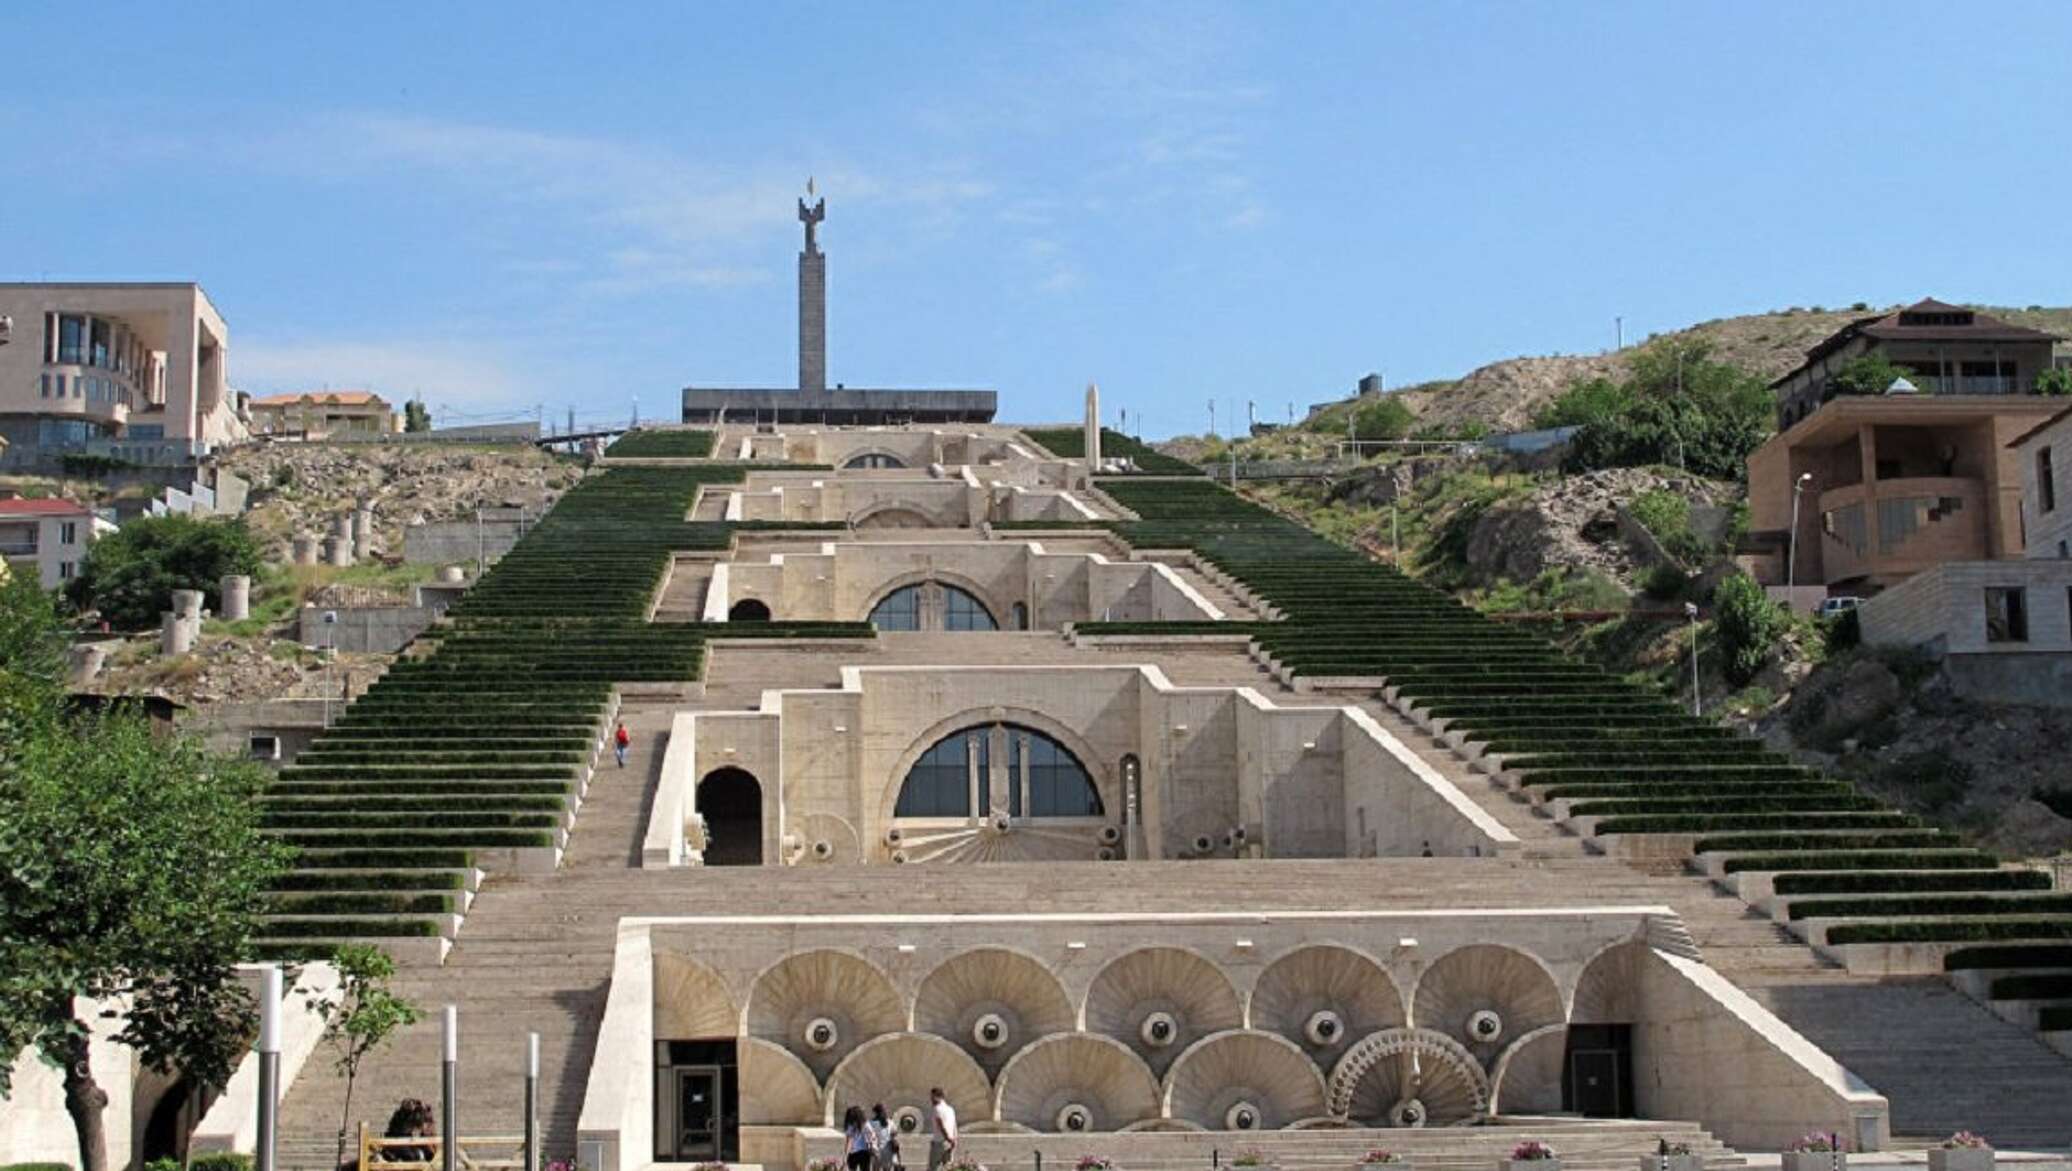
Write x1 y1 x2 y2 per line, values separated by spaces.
840 1088 959 1171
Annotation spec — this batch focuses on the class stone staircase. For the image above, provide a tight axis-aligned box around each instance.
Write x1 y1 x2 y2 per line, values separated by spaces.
1346 697 2072 1147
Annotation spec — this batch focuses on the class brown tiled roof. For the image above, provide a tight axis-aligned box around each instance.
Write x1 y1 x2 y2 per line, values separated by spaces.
0 498 92 517
1780 299 2063 387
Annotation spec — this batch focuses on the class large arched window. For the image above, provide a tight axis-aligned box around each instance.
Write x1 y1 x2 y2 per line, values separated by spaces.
868 581 998 632
844 452 906 469
894 723 1103 819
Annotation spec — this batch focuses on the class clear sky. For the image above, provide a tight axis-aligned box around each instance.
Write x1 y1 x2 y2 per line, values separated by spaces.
5 2 2068 437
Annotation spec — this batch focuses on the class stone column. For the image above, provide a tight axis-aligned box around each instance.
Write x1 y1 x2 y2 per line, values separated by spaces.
221 574 251 621
291 534 319 566
1084 382 1102 471
171 589 204 621
331 515 356 566
161 611 194 655
352 501 374 560
799 248 827 392
66 642 107 686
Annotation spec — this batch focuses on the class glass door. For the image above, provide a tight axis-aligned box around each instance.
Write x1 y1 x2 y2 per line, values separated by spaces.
674 1066 724 1160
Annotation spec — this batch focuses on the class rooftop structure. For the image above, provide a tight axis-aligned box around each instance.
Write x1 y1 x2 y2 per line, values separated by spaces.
1772 299 2061 429
681 187 997 426
247 389 399 438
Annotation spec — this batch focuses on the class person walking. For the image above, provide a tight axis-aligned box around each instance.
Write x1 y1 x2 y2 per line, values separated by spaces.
868 1103 898 1171
843 1106 873 1171
614 720 631 768
926 1087 957 1171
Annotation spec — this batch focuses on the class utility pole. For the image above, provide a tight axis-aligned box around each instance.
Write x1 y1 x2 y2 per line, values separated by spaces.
1247 400 1256 434
1208 401 1216 438
1788 472 1814 597
1615 316 1624 352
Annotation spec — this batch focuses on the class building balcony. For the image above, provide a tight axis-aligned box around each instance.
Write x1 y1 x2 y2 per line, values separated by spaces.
1818 476 1987 585
0 541 39 558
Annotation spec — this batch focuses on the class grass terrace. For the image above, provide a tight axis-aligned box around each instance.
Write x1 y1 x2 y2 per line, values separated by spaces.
1082 476 2072 1029
1023 426 1203 475
253 464 871 960
603 428 716 458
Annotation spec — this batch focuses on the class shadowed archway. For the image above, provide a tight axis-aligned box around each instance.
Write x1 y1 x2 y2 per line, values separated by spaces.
697 767 763 866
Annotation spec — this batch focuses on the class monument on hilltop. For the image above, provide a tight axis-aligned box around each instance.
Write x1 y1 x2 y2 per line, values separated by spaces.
798 178 826 393
681 183 997 426
1084 382 1102 469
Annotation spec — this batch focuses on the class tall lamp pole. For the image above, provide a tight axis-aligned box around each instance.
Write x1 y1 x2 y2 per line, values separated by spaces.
1685 601 1702 718
441 1006 459 1171
1787 471 1814 602
256 965 281 1171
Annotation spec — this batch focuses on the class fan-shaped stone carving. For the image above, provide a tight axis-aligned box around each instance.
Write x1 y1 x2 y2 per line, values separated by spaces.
994 1033 1162 1133
914 948 1076 1077
884 821 1103 863
654 952 738 1039
1327 1027 1490 1127
1570 941 1646 1024
746 949 906 1081
1248 944 1404 1064
1410 944 1563 1068
1163 1030 1328 1131
824 1033 991 1131
739 1037 823 1125
787 813 862 865
1085 947 1243 1079
1488 1024 1565 1115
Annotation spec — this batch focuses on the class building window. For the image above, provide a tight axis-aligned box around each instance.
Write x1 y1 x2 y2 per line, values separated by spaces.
59 521 77 545
893 723 1102 819
40 373 50 399
57 314 85 364
57 561 75 581
843 452 906 469
2041 447 2057 514
1984 587 2028 643
128 424 164 440
868 581 998 632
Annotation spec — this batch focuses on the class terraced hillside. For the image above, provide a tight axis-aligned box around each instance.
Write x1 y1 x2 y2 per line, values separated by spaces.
1024 426 1203 474
601 428 717 458
1084 476 2072 1048
255 462 870 959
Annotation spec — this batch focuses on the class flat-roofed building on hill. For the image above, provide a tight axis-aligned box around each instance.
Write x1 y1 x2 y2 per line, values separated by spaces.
0 282 245 467
0 497 116 587
1771 299 2061 429
1745 395 2064 593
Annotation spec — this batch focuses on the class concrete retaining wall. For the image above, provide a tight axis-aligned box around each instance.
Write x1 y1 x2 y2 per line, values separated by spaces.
404 517 528 564
298 604 439 653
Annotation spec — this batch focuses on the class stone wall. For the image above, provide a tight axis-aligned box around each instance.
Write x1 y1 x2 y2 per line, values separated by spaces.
1859 559 2072 655
403 516 528 564
298 604 440 654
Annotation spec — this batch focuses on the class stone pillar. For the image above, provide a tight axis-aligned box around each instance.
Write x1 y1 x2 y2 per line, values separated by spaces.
291 534 319 566
221 574 251 621
66 642 107 686
171 589 204 621
352 502 374 560
331 514 356 566
161 611 194 655
439 565 466 584
799 248 826 392
1084 382 1102 471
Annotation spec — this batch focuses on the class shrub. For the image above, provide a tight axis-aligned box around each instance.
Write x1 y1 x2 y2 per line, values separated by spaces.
189 1155 254 1171
1351 396 1415 441
3 1163 77 1171
1826 355 1916 399
1643 563 1690 600
67 513 264 629
1825 607 1860 653
1713 573 1784 686
1549 339 1771 477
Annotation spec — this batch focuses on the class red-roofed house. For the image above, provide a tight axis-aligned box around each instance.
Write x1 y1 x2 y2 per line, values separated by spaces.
0 497 117 587
247 389 399 438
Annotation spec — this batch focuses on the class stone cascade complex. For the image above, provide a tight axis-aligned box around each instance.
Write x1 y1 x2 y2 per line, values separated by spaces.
254 423 2072 1171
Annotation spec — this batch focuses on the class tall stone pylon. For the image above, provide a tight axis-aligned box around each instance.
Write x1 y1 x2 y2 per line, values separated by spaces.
1084 382 1102 471
798 178 827 393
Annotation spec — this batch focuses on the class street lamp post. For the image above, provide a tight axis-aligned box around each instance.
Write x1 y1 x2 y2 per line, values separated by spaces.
1788 472 1814 601
1684 602 1702 718
321 610 338 727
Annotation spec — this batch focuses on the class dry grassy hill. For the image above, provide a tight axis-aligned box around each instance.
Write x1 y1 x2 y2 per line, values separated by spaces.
1390 302 2072 434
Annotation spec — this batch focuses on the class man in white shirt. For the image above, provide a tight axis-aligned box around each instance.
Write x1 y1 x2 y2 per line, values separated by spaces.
927 1086 958 1171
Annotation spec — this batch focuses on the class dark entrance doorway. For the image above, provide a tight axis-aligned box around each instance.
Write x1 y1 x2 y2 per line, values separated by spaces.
696 767 762 866
653 1040 739 1162
728 598 771 622
1562 1023 1634 1117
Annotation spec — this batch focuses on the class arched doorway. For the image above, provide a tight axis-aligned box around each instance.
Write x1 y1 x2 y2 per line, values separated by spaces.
894 723 1103 819
696 767 762 866
1010 602 1029 630
728 598 772 622
869 581 998 631
854 506 935 529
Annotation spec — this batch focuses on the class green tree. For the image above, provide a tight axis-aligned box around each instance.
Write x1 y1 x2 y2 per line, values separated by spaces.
310 944 422 1170
404 400 432 432
1713 572 1787 686
1553 338 1772 479
66 514 263 630
0 581 288 1171
1351 396 1415 441
2036 367 2072 397
1827 354 1918 399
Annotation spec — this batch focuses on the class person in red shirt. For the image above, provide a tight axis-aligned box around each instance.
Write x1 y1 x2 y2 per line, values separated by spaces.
614 721 631 768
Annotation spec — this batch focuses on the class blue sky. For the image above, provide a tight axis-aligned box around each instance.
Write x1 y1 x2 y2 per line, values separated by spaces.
5 2 2068 437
